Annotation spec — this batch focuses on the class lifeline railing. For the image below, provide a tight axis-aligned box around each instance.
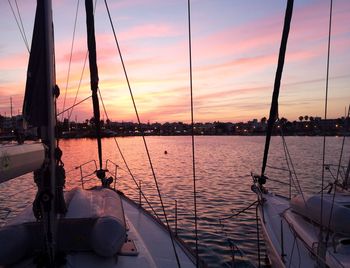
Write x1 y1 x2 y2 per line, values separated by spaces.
77 159 120 190
76 158 194 238
76 159 228 266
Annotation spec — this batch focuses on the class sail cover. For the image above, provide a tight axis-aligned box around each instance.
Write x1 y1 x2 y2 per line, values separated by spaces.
23 0 51 127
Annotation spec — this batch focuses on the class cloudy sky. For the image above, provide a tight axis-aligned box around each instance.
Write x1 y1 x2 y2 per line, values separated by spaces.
0 0 349 123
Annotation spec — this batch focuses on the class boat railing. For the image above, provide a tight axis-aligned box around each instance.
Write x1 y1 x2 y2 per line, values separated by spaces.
119 175 200 238
76 159 187 236
77 159 98 189
105 159 119 190
324 163 348 185
77 159 120 189
75 158 239 266
281 211 346 268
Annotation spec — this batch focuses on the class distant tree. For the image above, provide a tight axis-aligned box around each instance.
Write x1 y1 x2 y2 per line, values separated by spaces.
89 117 95 126
0 115 4 131
304 115 309 121
337 118 343 125
299 116 303 122
309 116 314 121
280 117 288 125
261 117 267 124
215 122 228 133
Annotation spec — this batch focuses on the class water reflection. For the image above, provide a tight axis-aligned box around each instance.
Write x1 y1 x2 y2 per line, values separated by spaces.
1 136 349 267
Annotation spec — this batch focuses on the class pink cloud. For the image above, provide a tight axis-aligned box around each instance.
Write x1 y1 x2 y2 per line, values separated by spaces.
0 52 28 69
119 24 180 41
2 0 349 122
103 0 162 10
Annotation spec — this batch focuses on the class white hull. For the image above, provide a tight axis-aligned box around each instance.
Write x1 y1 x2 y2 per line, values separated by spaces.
258 192 350 268
258 193 315 268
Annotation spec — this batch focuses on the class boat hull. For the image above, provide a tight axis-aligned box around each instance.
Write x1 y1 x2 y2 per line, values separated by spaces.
258 192 350 268
258 205 285 268
258 193 315 268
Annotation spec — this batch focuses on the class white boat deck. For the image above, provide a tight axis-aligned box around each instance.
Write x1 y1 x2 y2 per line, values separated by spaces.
64 195 196 267
119 196 196 267
11 192 197 268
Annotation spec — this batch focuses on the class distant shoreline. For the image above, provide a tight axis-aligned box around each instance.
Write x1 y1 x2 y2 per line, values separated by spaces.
1 133 348 144
1 116 349 140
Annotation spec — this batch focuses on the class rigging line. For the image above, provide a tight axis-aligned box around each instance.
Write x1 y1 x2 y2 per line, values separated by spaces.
187 0 199 266
112 135 162 221
284 140 307 202
325 105 349 244
266 165 290 172
97 89 161 221
103 1 181 267
287 235 297 268
256 204 261 268
280 130 306 202
325 165 345 181
335 105 350 184
56 95 91 117
261 0 294 177
294 234 301 268
14 0 30 51
68 0 97 121
68 52 88 120
7 0 29 53
280 130 298 196
320 0 333 244
61 0 80 122
284 218 303 267
218 220 239 265
219 200 259 221
344 105 350 187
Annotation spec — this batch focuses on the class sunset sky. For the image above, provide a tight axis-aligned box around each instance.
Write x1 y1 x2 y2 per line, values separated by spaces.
0 0 349 123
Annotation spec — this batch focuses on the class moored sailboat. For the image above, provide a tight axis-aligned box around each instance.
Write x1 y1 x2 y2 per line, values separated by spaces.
251 0 350 267
0 0 200 267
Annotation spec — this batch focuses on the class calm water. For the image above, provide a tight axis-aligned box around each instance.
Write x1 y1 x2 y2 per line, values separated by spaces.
1 136 349 267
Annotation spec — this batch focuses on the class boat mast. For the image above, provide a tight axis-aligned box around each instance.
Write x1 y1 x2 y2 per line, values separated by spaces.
85 0 104 179
22 0 63 264
260 0 294 180
43 0 57 263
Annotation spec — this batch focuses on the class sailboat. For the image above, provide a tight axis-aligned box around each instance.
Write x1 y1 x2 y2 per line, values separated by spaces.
251 0 350 267
0 0 199 267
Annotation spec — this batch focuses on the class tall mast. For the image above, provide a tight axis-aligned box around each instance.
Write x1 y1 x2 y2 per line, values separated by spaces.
85 0 103 173
260 0 294 178
23 1 59 263
43 0 57 263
